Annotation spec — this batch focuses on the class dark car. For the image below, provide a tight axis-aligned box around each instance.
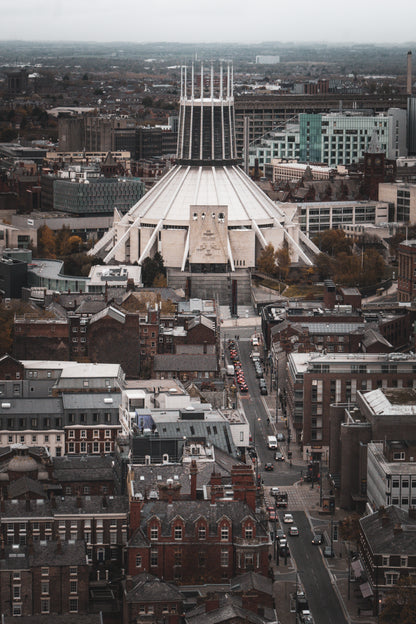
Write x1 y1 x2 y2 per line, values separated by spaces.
260 386 268 395
279 544 290 557
312 533 323 545
265 462 274 471
275 451 284 461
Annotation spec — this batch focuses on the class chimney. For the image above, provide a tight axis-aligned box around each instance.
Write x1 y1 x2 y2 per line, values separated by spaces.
190 460 198 500
393 523 403 535
25 493 31 512
205 593 220 613
129 499 143 533
407 51 413 96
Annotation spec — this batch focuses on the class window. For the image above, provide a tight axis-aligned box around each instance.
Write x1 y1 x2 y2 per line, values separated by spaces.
70 566 77 576
221 550 229 567
150 526 158 540
198 526 206 540
70 580 77 594
382 555 389 566
136 554 142 568
199 551 206 567
41 582 49 595
12 605 22 616
13 585 21 599
41 598 50 614
105 429 111 438
174 526 182 540
80 430 87 438
221 526 229 541
245 526 253 539
93 442 99 453
401 556 408 567
68 430 75 438
96 531 103 544
385 572 399 586
69 598 78 613
41 567 49 577
150 549 158 566
174 549 182 565
68 442 75 453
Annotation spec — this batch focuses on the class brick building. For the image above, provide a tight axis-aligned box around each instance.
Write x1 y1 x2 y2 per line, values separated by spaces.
126 464 270 584
0 540 90 617
359 506 416 614
397 239 416 302
13 316 70 361
286 352 416 461
123 572 184 624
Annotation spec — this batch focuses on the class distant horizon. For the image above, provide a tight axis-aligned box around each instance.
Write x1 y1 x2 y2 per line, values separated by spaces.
1 0 416 47
0 39 415 47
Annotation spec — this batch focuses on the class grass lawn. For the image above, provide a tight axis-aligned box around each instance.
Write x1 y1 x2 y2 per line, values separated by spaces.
284 284 325 299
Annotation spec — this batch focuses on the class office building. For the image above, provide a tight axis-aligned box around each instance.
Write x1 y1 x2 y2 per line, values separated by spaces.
249 109 407 168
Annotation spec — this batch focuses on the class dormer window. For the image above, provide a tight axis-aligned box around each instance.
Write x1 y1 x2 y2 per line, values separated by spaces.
198 526 206 540
174 526 182 540
221 526 229 541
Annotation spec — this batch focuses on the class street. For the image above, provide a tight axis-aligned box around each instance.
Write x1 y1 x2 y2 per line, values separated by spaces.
227 329 347 624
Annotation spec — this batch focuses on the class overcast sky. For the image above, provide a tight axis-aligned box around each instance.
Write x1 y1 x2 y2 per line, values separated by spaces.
0 0 415 44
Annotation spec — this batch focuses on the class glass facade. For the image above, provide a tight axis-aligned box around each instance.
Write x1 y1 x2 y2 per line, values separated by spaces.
53 177 145 216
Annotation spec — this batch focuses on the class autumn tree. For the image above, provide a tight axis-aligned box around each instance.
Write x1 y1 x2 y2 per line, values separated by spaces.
275 241 291 281
257 243 277 276
313 229 352 256
37 225 56 258
379 577 416 624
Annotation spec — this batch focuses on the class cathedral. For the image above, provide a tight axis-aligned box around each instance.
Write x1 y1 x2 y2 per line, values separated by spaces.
90 64 317 304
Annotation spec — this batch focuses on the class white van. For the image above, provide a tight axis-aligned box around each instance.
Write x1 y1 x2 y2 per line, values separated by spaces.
267 435 277 449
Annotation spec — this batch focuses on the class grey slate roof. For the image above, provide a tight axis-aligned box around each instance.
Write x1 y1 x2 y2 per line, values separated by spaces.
153 354 218 372
0 540 86 570
0 397 63 415
53 455 115 482
135 499 267 539
2 494 129 518
8 476 46 498
360 505 416 555
3 617 101 624
156 421 237 457
230 571 273 595
61 392 121 410
126 572 184 603
186 600 271 624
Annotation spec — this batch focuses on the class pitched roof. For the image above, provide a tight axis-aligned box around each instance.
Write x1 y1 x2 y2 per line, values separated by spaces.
125 572 183 603
8 476 46 498
360 505 416 555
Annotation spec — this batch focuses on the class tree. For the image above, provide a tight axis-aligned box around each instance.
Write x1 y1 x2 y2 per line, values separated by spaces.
257 243 277 276
313 229 352 256
153 251 166 277
142 256 159 287
275 242 291 281
37 225 56 258
61 235 83 255
314 252 334 280
380 577 416 624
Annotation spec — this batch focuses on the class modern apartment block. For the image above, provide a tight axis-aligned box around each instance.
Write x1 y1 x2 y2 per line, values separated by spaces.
249 109 407 168
235 92 407 157
286 352 416 461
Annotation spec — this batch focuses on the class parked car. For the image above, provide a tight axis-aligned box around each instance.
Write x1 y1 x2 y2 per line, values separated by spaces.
268 509 277 521
270 486 280 497
289 526 299 536
276 433 285 441
275 451 285 461
260 385 268 395
265 462 274 471
276 528 286 540
283 513 294 524
323 546 335 558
